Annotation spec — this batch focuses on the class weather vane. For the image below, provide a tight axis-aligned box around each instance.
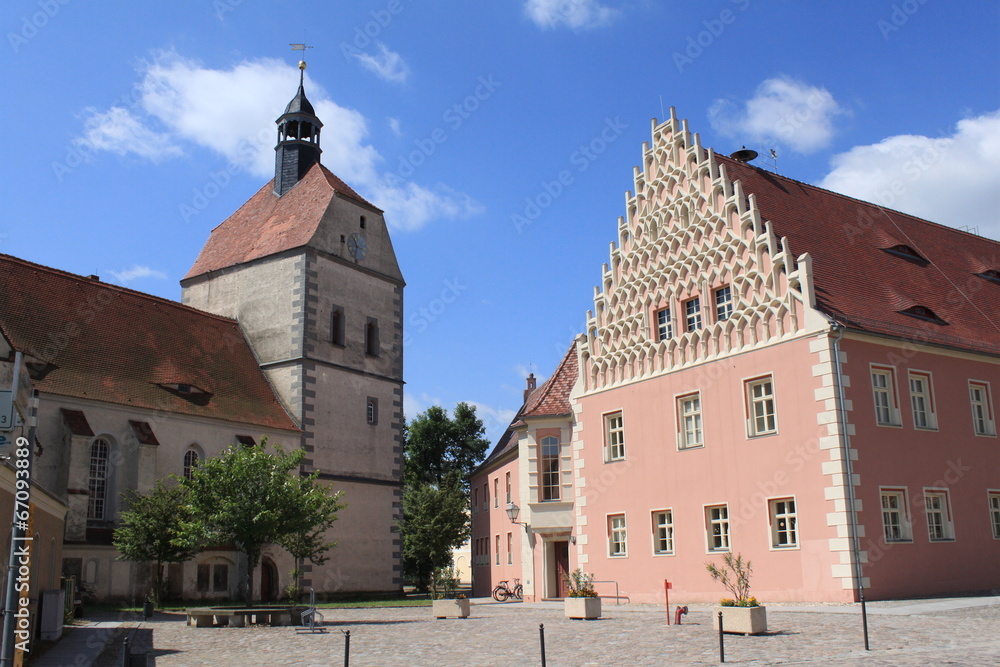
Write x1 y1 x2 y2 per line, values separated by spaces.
290 43 313 76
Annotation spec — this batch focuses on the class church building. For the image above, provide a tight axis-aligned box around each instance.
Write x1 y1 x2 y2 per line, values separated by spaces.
472 108 1000 604
0 63 405 602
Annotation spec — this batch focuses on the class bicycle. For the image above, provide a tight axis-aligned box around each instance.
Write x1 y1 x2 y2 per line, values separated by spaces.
492 578 523 602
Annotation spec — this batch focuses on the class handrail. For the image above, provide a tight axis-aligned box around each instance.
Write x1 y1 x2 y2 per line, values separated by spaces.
590 580 629 605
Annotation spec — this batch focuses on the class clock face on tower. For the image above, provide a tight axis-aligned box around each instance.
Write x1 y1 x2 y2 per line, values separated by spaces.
347 233 367 262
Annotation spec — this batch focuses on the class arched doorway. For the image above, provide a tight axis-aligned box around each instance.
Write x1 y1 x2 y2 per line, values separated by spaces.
260 558 278 603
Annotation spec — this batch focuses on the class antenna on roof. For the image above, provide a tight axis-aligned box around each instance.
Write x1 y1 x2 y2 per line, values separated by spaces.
762 148 778 174
729 146 758 163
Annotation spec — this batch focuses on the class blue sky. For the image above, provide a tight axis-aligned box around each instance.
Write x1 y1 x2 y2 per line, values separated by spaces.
3 0 999 443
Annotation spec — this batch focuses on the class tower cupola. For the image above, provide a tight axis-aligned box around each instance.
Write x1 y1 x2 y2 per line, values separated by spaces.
274 61 323 196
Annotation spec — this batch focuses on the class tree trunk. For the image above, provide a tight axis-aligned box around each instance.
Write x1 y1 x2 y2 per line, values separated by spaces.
244 550 259 608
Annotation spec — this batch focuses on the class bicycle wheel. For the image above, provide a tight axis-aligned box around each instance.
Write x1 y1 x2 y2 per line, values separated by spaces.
513 584 523 600
492 585 509 602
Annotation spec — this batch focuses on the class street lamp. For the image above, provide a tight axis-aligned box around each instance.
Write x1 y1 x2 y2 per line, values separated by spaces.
506 502 524 525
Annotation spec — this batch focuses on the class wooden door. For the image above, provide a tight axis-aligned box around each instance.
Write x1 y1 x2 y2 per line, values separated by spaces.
554 541 570 598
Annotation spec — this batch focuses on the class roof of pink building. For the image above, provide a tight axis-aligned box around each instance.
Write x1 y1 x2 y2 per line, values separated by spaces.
184 162 379 281
0 254 300 431
719 155 1000 356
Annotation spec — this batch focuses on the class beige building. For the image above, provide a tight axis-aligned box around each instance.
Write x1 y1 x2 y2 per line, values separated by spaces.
0 69 404 602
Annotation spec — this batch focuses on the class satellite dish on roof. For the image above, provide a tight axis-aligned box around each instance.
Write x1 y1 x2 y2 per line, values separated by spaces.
729 146 759 163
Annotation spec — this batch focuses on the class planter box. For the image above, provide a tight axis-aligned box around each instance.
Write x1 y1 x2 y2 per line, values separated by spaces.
564 596 602 620
432 598 471 619
712 605 767 635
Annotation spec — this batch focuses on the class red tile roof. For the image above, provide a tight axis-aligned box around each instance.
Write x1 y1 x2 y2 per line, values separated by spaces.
719 156 1000 355
0 254 300 431
184 163 379 280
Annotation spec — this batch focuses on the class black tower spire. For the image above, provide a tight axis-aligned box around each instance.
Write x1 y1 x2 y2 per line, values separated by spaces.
274 61 323 196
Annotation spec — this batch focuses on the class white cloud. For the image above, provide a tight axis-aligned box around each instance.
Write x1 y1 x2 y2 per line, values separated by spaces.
513 362 537 380
819 110 1000 239
350 43 410 84
75 50 479 231
77 106 181 162
387 117 401 137
709 76 846 154
109 265 168 283
467 401 518 443
524 0 619 30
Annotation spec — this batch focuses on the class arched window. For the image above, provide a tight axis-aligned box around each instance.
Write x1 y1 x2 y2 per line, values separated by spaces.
183 448 201 480
88 438 110 519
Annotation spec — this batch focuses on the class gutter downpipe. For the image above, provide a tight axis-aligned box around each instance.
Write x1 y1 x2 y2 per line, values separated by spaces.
830 321 870 651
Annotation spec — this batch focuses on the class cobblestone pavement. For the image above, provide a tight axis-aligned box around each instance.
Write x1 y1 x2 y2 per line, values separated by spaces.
124 598 999 666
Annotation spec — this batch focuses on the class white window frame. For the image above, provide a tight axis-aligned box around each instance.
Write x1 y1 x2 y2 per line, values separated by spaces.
989 491 1000 540
969 381 996 436
923 489 954 542
494 478 499 508
705 504 731 553
677 392 704 449
507 532 513 565
88 437 111 520
183 446 201 481
539 436 561 501
483 483 489 512
746 376 777 437
684 297 702 332
495 534 501 565
907 371 937 430
655 306 672 341
715 285 733 321
871 365 902 427
505 471 512 504
880 487 912 543
768 497 798 549
608 513 628 557
604 412 626 462
651 509 674 556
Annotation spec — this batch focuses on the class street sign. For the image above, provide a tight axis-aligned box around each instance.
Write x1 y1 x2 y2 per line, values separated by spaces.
0 391 14 433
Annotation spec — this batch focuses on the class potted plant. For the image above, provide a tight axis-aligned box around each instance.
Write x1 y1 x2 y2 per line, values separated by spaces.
706 553 766 635
564 569 601 620
431 567 470 619
142 590 155 620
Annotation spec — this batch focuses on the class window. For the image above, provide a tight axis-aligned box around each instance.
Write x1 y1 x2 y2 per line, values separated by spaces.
495 535 500 565
605 412 625 461
769 498 798 548
359 215 366 229
473 488 478 515
652 510 674 555
483 483 488 512
507 532 513 565
747 377 777 436
330 306 345 346
685 297 702 331
908 372 936 429
989 492 1000 539
494 478 499 508
485 536 490 564
871 367 900 426
678 393 703 449
715 286 733 321
540 436 561 501
655 307 672 340
608 514 627 557
183 448 200 480
924 490 953 541
197 563 229 593
88 438 110 520
970 381 996 436
365 318 380 357
881 488 911 542
366 397 378 425
706 504 730 551
505 472 512 504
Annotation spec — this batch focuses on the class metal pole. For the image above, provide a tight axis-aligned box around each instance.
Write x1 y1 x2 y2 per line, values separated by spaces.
664 580 670 625
121 636 131 666
717 611 725 663
343 630 350 667
539 623 546 667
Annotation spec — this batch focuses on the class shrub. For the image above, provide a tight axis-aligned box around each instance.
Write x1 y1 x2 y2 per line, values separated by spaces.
566 569 598 598
705 552 758 607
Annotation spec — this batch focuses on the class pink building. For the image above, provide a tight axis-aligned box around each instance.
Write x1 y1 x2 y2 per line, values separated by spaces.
472 109 1000 604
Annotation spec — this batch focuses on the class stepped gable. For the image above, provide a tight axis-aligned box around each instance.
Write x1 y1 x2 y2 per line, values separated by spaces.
719 155 1000 355
0 254 300 431
184 162 379 280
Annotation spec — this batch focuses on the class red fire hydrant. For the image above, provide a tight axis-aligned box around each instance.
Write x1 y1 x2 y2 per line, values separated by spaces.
674 605 689 625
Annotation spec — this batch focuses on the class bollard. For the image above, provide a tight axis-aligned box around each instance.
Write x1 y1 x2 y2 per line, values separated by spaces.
539 623 546 667
718 611 725 663
121 636 131 665
343 629 351 667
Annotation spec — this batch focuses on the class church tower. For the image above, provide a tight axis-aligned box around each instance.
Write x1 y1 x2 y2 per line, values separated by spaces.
180 63 405 596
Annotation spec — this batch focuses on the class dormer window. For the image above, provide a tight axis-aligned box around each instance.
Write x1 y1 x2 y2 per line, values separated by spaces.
976 269 1000 285
899 305 946 325
157 382 212 405
881 244 927 264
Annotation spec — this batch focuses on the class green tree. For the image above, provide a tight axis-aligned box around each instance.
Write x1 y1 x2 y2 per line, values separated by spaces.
113 480 198 607
180 439 345 607
402 403 490 590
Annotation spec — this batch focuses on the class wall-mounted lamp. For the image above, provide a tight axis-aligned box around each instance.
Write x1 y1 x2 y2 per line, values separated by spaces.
505 502 525 525
569 535 576 545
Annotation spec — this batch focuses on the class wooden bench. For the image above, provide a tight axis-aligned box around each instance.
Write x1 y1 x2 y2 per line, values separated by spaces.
185 607 293 628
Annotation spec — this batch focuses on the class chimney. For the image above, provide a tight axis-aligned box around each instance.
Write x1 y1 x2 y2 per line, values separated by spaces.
524 373 536 402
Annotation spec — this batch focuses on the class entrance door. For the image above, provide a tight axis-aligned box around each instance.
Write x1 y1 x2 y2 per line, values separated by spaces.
553 541 570 598
260 558 277 603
